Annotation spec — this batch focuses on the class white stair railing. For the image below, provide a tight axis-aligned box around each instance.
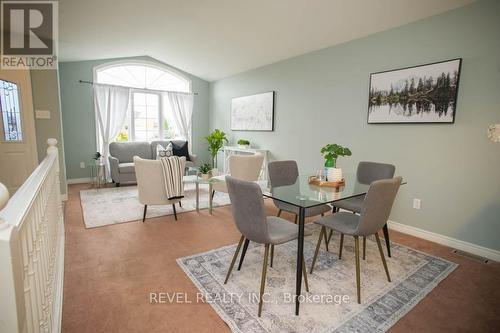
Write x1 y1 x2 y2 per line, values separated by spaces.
0 139 65 333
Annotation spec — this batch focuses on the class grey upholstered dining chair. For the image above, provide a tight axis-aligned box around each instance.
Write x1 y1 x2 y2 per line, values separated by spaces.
310 177 402 304
224 176 309 317
235 160 328 273
268 160 331 223
328 161 396 258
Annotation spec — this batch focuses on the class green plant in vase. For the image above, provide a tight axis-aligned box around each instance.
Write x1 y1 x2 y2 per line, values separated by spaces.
237 139 250 148
320 144 352 181
205 129 228 168
198 163 212 180
93 152 102 165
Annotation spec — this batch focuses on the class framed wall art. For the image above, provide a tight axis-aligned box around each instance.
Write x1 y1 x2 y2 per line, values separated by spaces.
368 58 462 124
230 91 274 131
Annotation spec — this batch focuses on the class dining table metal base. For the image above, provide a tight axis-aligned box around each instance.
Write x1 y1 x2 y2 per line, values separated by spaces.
295 207 306 315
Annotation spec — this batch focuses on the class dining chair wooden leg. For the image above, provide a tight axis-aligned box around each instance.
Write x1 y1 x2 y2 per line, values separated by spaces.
224 235 245 284
237 238 250 271
310 226 325 274
339 233 344 259
382 223 391 257
142 205 147 222
362 236 366 260
172 204 178 221
327 229 333 245
375 233 391 282
294 214 298 224
302 257 310 292
277 209 282 217
323 229 329 252
270 245 275 268
354 236 361 304
258 244 270 317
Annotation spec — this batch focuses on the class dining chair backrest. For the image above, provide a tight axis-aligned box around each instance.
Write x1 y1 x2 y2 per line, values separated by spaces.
268 160 299 187
229 153 265 181
357 161 396 185
356 176 402 236
225 176 270 244
134 156 186 205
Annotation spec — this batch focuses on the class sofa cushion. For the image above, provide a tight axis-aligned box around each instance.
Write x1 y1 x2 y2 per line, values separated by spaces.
156 142 173 159
110 141 152 163
151 140 190 159
119 162 135 174
150 140 172 159
171 141 191 161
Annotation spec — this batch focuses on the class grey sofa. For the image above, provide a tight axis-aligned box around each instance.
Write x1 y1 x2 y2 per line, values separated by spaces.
109 140 197 186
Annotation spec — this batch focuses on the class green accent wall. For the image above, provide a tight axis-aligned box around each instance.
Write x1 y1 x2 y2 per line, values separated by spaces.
31 69 68 195
59 56 210 180
209 0 500 250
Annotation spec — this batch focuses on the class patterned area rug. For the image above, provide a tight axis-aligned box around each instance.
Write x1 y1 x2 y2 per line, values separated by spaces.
80 183 230 228
178 223 457 332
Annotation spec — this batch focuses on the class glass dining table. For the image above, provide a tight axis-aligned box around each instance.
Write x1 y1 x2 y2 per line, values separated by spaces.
260 172 404 316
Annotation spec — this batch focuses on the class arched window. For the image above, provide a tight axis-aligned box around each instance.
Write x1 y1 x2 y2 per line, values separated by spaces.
94 60 191 142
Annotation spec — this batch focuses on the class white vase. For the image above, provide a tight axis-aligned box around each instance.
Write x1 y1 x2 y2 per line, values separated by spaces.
327 168 342 182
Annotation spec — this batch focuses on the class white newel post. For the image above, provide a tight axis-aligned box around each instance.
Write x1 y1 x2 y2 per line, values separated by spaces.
0 182 8 218
0 138 65 333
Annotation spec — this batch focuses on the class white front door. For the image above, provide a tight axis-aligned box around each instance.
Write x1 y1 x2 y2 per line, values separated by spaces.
0 68 38 194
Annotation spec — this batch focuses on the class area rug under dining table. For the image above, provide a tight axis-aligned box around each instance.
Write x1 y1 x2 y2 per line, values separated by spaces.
177 223 457 333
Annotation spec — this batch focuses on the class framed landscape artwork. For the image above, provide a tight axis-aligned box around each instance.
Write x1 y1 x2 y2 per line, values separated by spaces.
231 91 274 131
368 58 462 124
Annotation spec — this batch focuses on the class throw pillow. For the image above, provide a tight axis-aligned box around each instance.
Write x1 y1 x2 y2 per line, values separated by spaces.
171 141 191 161
156 143 173 159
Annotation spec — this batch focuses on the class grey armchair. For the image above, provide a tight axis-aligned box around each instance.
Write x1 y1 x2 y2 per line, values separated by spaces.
224 176 309 317
310 177 402 304
328 161 396 257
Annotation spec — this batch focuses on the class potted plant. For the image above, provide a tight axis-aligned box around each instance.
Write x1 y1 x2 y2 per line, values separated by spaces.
320 144 352 182
198 163 212 181
237 139 250 149
93 152 102 165
205 129 228 169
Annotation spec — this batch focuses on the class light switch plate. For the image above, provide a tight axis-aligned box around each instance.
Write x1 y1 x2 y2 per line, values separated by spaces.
413 198 421 210
35 109 51 119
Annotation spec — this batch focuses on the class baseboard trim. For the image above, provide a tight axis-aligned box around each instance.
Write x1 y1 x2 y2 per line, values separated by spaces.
388 220 500 262
67 177 90 184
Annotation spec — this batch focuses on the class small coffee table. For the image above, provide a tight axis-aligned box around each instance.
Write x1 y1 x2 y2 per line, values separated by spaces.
184 166 226 213
87 161 106 189
183 174 222 213
183 175 200 211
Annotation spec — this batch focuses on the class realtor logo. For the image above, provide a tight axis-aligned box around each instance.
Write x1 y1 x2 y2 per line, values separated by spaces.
1 1 58 69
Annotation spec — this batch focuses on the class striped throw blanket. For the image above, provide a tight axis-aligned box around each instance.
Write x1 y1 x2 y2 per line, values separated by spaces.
159 156 185 200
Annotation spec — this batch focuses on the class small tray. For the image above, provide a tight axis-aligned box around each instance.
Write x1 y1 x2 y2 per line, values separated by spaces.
308 176 345 187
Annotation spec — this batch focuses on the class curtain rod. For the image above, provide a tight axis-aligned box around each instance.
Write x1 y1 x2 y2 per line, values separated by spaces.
78 80 198 95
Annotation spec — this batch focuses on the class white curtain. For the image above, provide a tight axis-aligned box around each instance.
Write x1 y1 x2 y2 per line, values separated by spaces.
162 91 194 149
94 83 131 181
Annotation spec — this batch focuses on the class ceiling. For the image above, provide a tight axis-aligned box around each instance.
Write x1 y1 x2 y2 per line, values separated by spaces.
59 0 475 81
